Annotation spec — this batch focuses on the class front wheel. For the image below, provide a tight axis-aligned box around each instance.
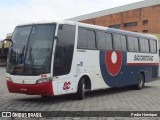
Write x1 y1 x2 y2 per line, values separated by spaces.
135 73 145 90
76 78 85 100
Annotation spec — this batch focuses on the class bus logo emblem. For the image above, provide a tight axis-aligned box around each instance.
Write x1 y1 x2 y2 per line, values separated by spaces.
63 82 71 91
106 51 122 76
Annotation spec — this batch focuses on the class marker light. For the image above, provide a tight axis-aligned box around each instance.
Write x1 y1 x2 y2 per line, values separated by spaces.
6 77 12 82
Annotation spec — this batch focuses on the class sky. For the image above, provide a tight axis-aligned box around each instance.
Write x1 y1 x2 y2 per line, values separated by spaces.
0 0 144 39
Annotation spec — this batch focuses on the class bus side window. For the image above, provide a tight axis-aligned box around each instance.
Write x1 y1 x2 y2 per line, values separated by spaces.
149 39 157 53
113 34 121 50
78 27 96 50
145 39 149 52
105 33 112 50
153 40 157 53
127 36 134 52
139 38 146 52
139 38 149 53
120 35 127 51
133 37 139 52
97 31 106 50
86 30 96 49
78 27 87 48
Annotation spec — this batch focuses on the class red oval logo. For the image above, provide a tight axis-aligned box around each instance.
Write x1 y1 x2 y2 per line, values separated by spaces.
106 51 122 76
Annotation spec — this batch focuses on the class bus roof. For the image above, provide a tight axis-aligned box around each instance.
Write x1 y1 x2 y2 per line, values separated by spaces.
17 21 77 27
77 22 157 40
106 28 157 40
17 20 157 40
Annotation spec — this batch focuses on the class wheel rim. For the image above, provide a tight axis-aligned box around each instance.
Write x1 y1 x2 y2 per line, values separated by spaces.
139 75 143 88
82 83 85 97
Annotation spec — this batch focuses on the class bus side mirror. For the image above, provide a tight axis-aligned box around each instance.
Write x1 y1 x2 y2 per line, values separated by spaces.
3 39 13 46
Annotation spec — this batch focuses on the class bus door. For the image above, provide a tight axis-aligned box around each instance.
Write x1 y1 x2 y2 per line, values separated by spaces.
53 24 76 94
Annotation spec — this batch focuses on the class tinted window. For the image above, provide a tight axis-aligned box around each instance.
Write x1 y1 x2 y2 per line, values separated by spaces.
109 24 121 29
121 35 127 51
78 27 87 48
7 24 56 75
97 31 106 49
78 27 96 49
133 38 139 52
150 39 157 53
153 40 157 53
113 34 121 50
87 30 96 49
105 33 112 50
127 36 134 51
145 39 149 52
143 20 148 25
54 24 75 76
124 22 137 27
139 38 146 52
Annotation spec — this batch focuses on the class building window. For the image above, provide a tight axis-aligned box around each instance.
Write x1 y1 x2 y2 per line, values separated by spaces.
142 30 148 33
143 20 148 25
109 24 121 29
124 22 137 27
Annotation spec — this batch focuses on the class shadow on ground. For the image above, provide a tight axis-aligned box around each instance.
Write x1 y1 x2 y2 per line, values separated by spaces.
14 85 153 104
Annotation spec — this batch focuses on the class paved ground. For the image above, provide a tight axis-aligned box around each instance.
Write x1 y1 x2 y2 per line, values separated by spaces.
0 66 160 120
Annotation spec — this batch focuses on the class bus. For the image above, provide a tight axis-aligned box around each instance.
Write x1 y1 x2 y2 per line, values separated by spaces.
6 21 159 100
0 33 12 65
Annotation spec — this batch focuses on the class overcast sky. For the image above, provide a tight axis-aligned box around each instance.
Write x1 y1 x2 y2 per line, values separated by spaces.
0 0 143 39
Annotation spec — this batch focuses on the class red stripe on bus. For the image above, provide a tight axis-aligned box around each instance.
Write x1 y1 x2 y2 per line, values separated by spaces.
127 63 159 66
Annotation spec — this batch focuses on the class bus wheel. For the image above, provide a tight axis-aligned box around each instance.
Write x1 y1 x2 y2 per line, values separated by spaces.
135 74 144 90
77 78 85 100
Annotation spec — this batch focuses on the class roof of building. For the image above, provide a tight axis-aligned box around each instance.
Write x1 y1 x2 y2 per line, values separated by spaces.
67 0 160 21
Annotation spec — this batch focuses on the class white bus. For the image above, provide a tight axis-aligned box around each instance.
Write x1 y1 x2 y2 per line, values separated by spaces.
6 21 159 100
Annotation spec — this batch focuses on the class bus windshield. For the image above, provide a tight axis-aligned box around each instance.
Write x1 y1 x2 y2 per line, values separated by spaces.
6 24 56 75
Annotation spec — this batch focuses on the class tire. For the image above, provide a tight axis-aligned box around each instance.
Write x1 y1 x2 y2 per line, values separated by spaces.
135 73 145 90
76 78 86 100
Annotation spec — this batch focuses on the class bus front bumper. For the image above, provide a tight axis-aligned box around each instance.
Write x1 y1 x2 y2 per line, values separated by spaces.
7 81 54 96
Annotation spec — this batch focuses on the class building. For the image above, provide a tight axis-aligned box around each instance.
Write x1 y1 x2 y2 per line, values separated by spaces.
68 0 160 34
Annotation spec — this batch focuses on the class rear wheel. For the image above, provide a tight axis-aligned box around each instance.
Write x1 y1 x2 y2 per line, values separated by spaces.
76 78 86 100
135 73 144 89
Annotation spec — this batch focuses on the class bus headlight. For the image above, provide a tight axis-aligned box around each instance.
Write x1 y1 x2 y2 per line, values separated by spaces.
36 77 53 84
6 77 12 82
